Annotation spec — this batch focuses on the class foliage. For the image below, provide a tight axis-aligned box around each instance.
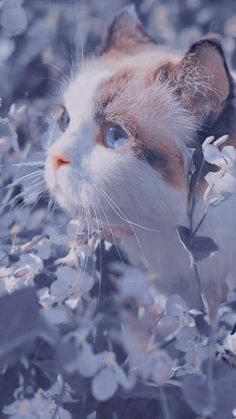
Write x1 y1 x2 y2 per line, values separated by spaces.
1 1 236 418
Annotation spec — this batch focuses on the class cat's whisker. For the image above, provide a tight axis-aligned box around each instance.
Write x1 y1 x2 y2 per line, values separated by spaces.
4 181 45 209
70 0 83 75
1 170 44 193
100 205 126 269
33 76 68 95
46 63 70 83
1 180 46 214
49 197 58 217
93 183 146 264
94 184 158 232
21 187 47 214
74 205 82 272
47 196 55 216
82 207 90 275
92 203 102 313
6 185 47 219
88 220 97 306
0 161 44 168
9 184 46 213
53 204 79 276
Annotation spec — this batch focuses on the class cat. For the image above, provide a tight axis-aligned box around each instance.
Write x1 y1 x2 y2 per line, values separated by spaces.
44 5 236 308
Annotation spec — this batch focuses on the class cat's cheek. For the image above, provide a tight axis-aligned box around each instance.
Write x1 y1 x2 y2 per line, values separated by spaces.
44 156 57 192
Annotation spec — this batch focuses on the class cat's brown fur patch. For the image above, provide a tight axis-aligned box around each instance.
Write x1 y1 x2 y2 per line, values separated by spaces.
94 66 187 189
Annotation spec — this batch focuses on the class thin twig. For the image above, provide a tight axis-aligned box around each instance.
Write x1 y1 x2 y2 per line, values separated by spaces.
193 263 210 318
188 157 206 232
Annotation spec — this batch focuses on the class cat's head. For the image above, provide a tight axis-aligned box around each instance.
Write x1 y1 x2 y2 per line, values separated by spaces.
44 5 233 228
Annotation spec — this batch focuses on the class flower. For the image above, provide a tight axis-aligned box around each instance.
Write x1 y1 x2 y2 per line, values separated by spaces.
2 392 71 419
50 266 95 303
202 135 236 201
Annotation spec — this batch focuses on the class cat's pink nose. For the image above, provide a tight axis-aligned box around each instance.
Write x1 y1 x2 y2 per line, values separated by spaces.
52 155 71 170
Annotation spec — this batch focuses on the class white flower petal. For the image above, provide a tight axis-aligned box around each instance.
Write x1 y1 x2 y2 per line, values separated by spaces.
92 366 118 401
78 271 95 293
203 144 221 164
213 134 229 147
216 171 236 194
78 343 103 378
42 305 69 325
202 135 214 150
221 146 236 166
152 351 173 385
204 170 224 186
203 184 213 202
19 253 43 273
57 266 79 285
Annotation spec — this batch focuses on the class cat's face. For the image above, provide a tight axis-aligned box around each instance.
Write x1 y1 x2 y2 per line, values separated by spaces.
44 6 232 229
45 57 190 224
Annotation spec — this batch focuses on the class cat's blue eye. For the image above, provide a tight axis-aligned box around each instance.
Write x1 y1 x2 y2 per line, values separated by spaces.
104 124 128 149
57 106 70 132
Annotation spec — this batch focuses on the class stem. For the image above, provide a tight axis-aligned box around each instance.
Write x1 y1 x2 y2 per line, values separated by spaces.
188 156 211 318
0 253 8 264
188 158 206 232
206 337 215 418
192 207 208 236
51 378 65 419
160 386 172 419
188 154 216 416
193 263 210 319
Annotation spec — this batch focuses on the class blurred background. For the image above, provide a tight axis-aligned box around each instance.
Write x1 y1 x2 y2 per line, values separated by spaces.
1 0 236 117
0 4 236 419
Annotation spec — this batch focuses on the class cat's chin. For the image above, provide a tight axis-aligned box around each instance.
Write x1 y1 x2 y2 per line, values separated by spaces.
51 190 80 215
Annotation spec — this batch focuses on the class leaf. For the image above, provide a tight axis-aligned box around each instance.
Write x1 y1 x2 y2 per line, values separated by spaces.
182 374 213 416
77 343 105 378
33 360 58 382
175 326 197 352
183 361 236 419
19 253 44 273
113 363 129 388
113 264 152 305
0 118 18 151
35 240 51 260
78 271 95 293
55 339 78 374
0 288 57 366
223 334 236 355
176 225 218 264
165 294 188 320
221 145 236 166
0 0 27 36
152 351 172 385
42 304 69 325
91 366 118 401
50 266 78 302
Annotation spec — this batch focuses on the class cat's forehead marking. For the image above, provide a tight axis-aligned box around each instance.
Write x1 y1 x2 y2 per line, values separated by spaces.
94 67 134 121
64 64 114 126
93 63 190 190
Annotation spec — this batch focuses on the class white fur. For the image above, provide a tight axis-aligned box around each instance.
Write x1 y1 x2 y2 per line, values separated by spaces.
45 57 236 308
45 64 114 212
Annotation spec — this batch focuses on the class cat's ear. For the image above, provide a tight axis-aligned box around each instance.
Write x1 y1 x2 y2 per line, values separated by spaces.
174 38 234 124
147 38 233 126
100 4 155 54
